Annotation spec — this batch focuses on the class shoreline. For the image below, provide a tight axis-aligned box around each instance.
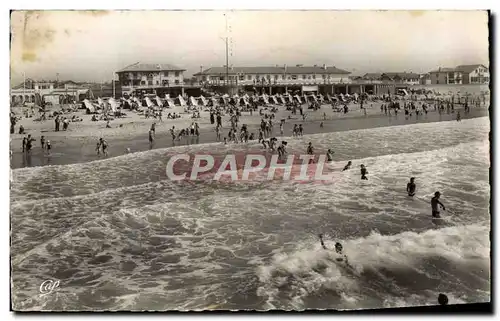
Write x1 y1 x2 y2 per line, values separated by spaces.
10 106 488 169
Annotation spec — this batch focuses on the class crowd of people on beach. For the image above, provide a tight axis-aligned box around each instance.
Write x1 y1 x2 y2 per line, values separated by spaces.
11 90 486 170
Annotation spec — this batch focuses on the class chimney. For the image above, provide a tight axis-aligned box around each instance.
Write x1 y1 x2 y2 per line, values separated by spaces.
323 64 326 70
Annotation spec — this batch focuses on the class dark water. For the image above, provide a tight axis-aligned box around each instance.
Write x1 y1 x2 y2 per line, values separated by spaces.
10 117 490 311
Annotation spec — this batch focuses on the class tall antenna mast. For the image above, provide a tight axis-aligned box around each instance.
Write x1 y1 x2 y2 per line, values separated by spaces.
225 13 229 88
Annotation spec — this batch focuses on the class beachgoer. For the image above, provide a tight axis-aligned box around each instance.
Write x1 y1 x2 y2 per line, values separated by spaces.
342 161 352 171
407 177 416 196
46 140 51 156
307 142 314 155
431 191 445 218
99 138 108 156
22 137 27 153
40 136 45 150
438 294 448 306
360 164 368 180
149 129 155 148
326 149 334 162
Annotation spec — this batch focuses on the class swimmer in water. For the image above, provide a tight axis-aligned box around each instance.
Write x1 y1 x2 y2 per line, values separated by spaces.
342 161 352 171
431 191 445 218
318 234 348 263
326 149 334 162
407 177 416 196
360 164 368 180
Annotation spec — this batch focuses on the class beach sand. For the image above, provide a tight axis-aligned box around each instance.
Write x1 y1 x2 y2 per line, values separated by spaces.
10 101 488 169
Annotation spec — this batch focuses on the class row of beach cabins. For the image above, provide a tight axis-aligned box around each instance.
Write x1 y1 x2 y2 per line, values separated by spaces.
82 92 362 114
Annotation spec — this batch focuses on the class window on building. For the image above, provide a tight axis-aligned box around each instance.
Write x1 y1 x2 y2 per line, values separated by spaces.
484 77 489 82
302 75 307 80
274 75 278 80
312 75 316 79
266 75 271 80
322 75 326 79
156 81 159 85
471 77 478 83
175 71 180 77
239 75 245 81
247 75 252 80
141 81 146 85
291 75 297 80
148 81 153 86
175 80 180 85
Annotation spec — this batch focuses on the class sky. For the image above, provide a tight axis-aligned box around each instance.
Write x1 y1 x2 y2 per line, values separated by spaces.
10 10 489 85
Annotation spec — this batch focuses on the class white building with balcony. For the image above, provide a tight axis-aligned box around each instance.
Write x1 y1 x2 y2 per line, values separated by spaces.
116 63 186 95
194 64 351 89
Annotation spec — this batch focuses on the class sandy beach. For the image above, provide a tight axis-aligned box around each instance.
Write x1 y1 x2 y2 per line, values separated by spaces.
10 100 488 169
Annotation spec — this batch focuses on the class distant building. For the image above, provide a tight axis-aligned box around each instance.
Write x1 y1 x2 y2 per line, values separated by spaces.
429 64 489 85
10 79 90 106
419 73 431 85
429 67 462 85
116 62 187 95
380 72 420 85
194 64 351 86
454 64 489 84
360 72 420 85
361 73 383 84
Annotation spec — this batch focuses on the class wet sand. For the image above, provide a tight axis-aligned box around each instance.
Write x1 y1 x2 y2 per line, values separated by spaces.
11 106 488 169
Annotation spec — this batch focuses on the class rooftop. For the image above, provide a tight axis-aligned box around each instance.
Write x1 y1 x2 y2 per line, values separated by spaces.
117 63 186 73
194 65 351 76
454 64 488 73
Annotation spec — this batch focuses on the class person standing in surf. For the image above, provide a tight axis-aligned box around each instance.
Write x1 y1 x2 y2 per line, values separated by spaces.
431 191 446 218
360 164 368 180
326 149 334 162
407 177 416 196
148 128 155 149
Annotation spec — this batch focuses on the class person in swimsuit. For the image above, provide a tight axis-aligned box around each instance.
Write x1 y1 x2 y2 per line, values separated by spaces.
318 234 348 263
431 191 445 218
148 129 155 149
407 177 416 196
326 149 334 162
360 164 368 180
99 138 108 157
342 161 352 171
46 140 51 156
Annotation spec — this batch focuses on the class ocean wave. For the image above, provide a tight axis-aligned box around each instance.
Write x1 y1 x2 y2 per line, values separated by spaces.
256 223 490 310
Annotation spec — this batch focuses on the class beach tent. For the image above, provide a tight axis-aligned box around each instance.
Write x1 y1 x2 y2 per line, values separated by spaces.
165 94 171 99
260 94 270 105
208 97 218 107
155 96 163 107
83 99 97 113
307 95 318 103
318 94 324 103
165 98 175 107
219 96 229 105
239 97 250 106
108 98 119 113
270 95 279 105
175 95 187 106
145 97 154 108
294 95 303 104
198 96 208 106
188 96 199 106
